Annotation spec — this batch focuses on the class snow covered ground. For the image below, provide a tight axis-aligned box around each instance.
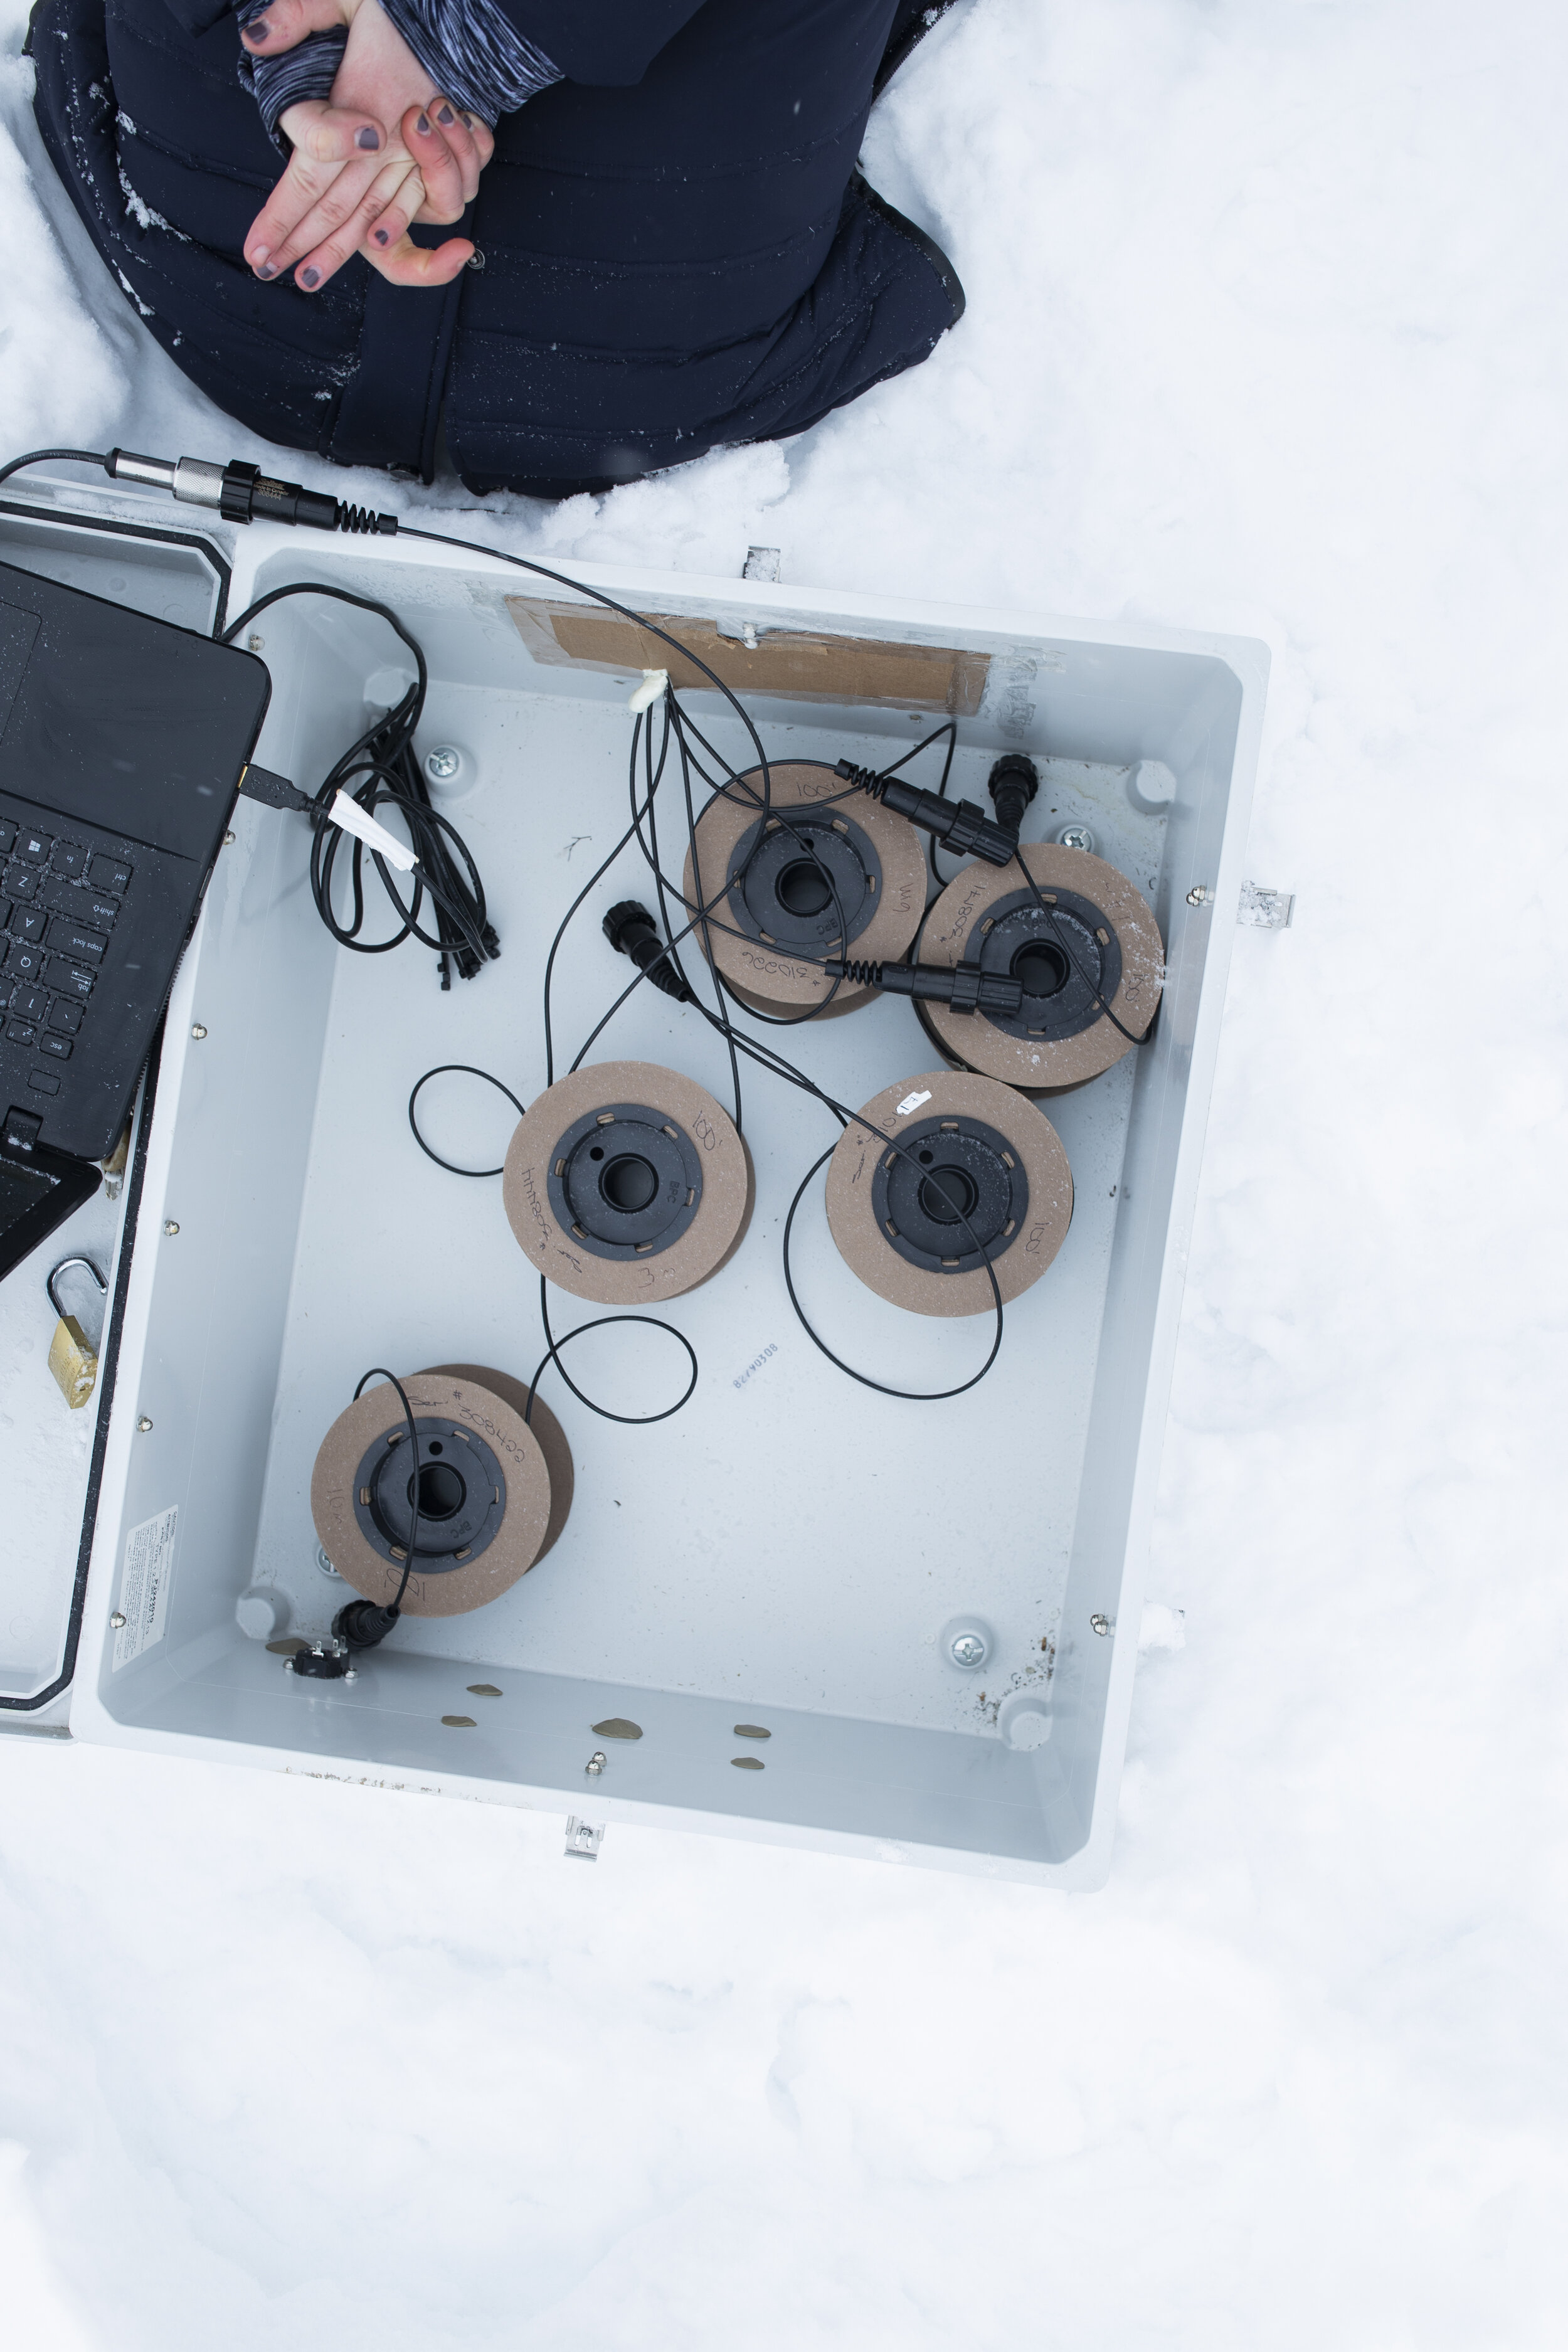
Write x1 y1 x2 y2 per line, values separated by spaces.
3 0 1567 2343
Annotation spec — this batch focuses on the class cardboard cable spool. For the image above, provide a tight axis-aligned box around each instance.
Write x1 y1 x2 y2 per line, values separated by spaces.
682 761 928 1017
919 842 1164 1091
502 1060 753 1305
310 1365 573 1620
826 1070 1074 1320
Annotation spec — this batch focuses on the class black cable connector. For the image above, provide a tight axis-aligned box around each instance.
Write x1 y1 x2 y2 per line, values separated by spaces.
832 759 1018 866
824 957 1024 1017
333 1599 402 1651
105 448 398 536
238 763 315 815
290 1644 352 1679
603 899 692 1003
987 752 1039 836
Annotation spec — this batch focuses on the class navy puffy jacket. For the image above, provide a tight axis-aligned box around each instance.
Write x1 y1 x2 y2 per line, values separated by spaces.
29 0 963 495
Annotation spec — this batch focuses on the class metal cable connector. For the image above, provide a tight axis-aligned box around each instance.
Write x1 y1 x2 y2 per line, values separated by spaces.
105 449 399 535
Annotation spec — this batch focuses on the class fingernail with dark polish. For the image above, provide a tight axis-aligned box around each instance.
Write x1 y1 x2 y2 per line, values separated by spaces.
373 228 389 246
356 126 380 150
257 262 277 279
300 266 320 289
243 16 269 38
416 112 431 135
436 103 455 125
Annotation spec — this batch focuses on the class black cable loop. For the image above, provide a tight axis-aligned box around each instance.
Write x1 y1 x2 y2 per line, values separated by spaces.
407 1066 528 1177
529 1283 699 1428
351 1367 421 1611
220 582 495 983
781 1145 1005 1403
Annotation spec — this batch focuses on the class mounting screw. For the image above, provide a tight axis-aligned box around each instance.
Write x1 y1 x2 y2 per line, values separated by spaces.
110 1611 127 1629
222 829 235 846
316 1545 342 1579
1185 886 1210 908
940 1615 994 1672
1090 1613 1114 1636
190 1024 207 1041
247 633 265 653
1057 823 1095 854
163 1220 179 1237
136 1416 153 1433
585 1751 607 1776
343 1665 358 1683
424 744 462 783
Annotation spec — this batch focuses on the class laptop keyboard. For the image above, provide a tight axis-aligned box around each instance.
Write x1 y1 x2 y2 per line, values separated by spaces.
1 813 131 1106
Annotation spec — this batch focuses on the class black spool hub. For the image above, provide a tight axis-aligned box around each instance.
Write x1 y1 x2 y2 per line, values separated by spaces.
965 886 1123 1042
871 1114 1030 1275
725 810 882 950
351 1417 508 1571
546 1102 704 1263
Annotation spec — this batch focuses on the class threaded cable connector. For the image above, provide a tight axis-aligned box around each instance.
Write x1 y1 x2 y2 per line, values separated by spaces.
335 501 399 534
824 957 1023 1016
333 1599 401 1651
105 448 399 534
987 753 1039 836
832 759 1018 867
603 900 692 1003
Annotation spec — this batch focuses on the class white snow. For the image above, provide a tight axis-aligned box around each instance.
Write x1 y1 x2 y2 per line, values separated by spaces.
3 0 1567 2344
119 161 189 240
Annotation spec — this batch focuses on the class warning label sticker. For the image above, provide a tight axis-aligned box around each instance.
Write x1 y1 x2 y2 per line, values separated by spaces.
112 1506 178 1671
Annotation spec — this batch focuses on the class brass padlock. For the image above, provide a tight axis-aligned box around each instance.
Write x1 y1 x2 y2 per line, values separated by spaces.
47 1256 107 1411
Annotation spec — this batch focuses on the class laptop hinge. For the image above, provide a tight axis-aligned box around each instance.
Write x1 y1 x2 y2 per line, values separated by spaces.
3 1108 43 1155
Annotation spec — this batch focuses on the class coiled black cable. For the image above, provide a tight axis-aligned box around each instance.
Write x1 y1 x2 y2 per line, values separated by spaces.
220 581 498 987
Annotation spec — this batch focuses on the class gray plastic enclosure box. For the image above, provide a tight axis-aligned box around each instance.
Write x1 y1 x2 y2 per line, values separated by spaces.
68 526 1266 1887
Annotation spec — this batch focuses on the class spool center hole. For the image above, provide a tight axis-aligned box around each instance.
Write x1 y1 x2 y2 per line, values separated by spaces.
918 1165 979 1225
408 1459 466 1521
776 856 834 918
1012 938 1072 999
599 1152 660 1214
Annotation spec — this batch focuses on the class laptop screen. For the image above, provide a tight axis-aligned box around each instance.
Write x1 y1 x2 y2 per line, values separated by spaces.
0 1127 103 1283
0 573 268 862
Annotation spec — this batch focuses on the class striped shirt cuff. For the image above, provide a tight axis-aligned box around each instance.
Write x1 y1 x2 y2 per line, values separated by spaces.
377 0 561 124
236 14 347 146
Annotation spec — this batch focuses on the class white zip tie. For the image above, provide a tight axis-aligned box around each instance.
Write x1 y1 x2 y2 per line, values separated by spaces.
327 788 418 873
627 668 669 714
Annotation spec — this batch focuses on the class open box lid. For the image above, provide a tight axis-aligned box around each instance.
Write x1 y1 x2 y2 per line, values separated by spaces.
0 492 230 1727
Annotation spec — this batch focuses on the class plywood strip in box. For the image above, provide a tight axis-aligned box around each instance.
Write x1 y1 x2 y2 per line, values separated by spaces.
506 596 991 716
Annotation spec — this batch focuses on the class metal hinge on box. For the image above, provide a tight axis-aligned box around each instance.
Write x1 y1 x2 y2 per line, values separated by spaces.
1237 881 1295 930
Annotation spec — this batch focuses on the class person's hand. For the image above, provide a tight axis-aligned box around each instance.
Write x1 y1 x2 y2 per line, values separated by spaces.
240 0 493 292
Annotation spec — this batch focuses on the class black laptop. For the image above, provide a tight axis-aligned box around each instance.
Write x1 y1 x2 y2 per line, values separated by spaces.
1 558 270 1279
